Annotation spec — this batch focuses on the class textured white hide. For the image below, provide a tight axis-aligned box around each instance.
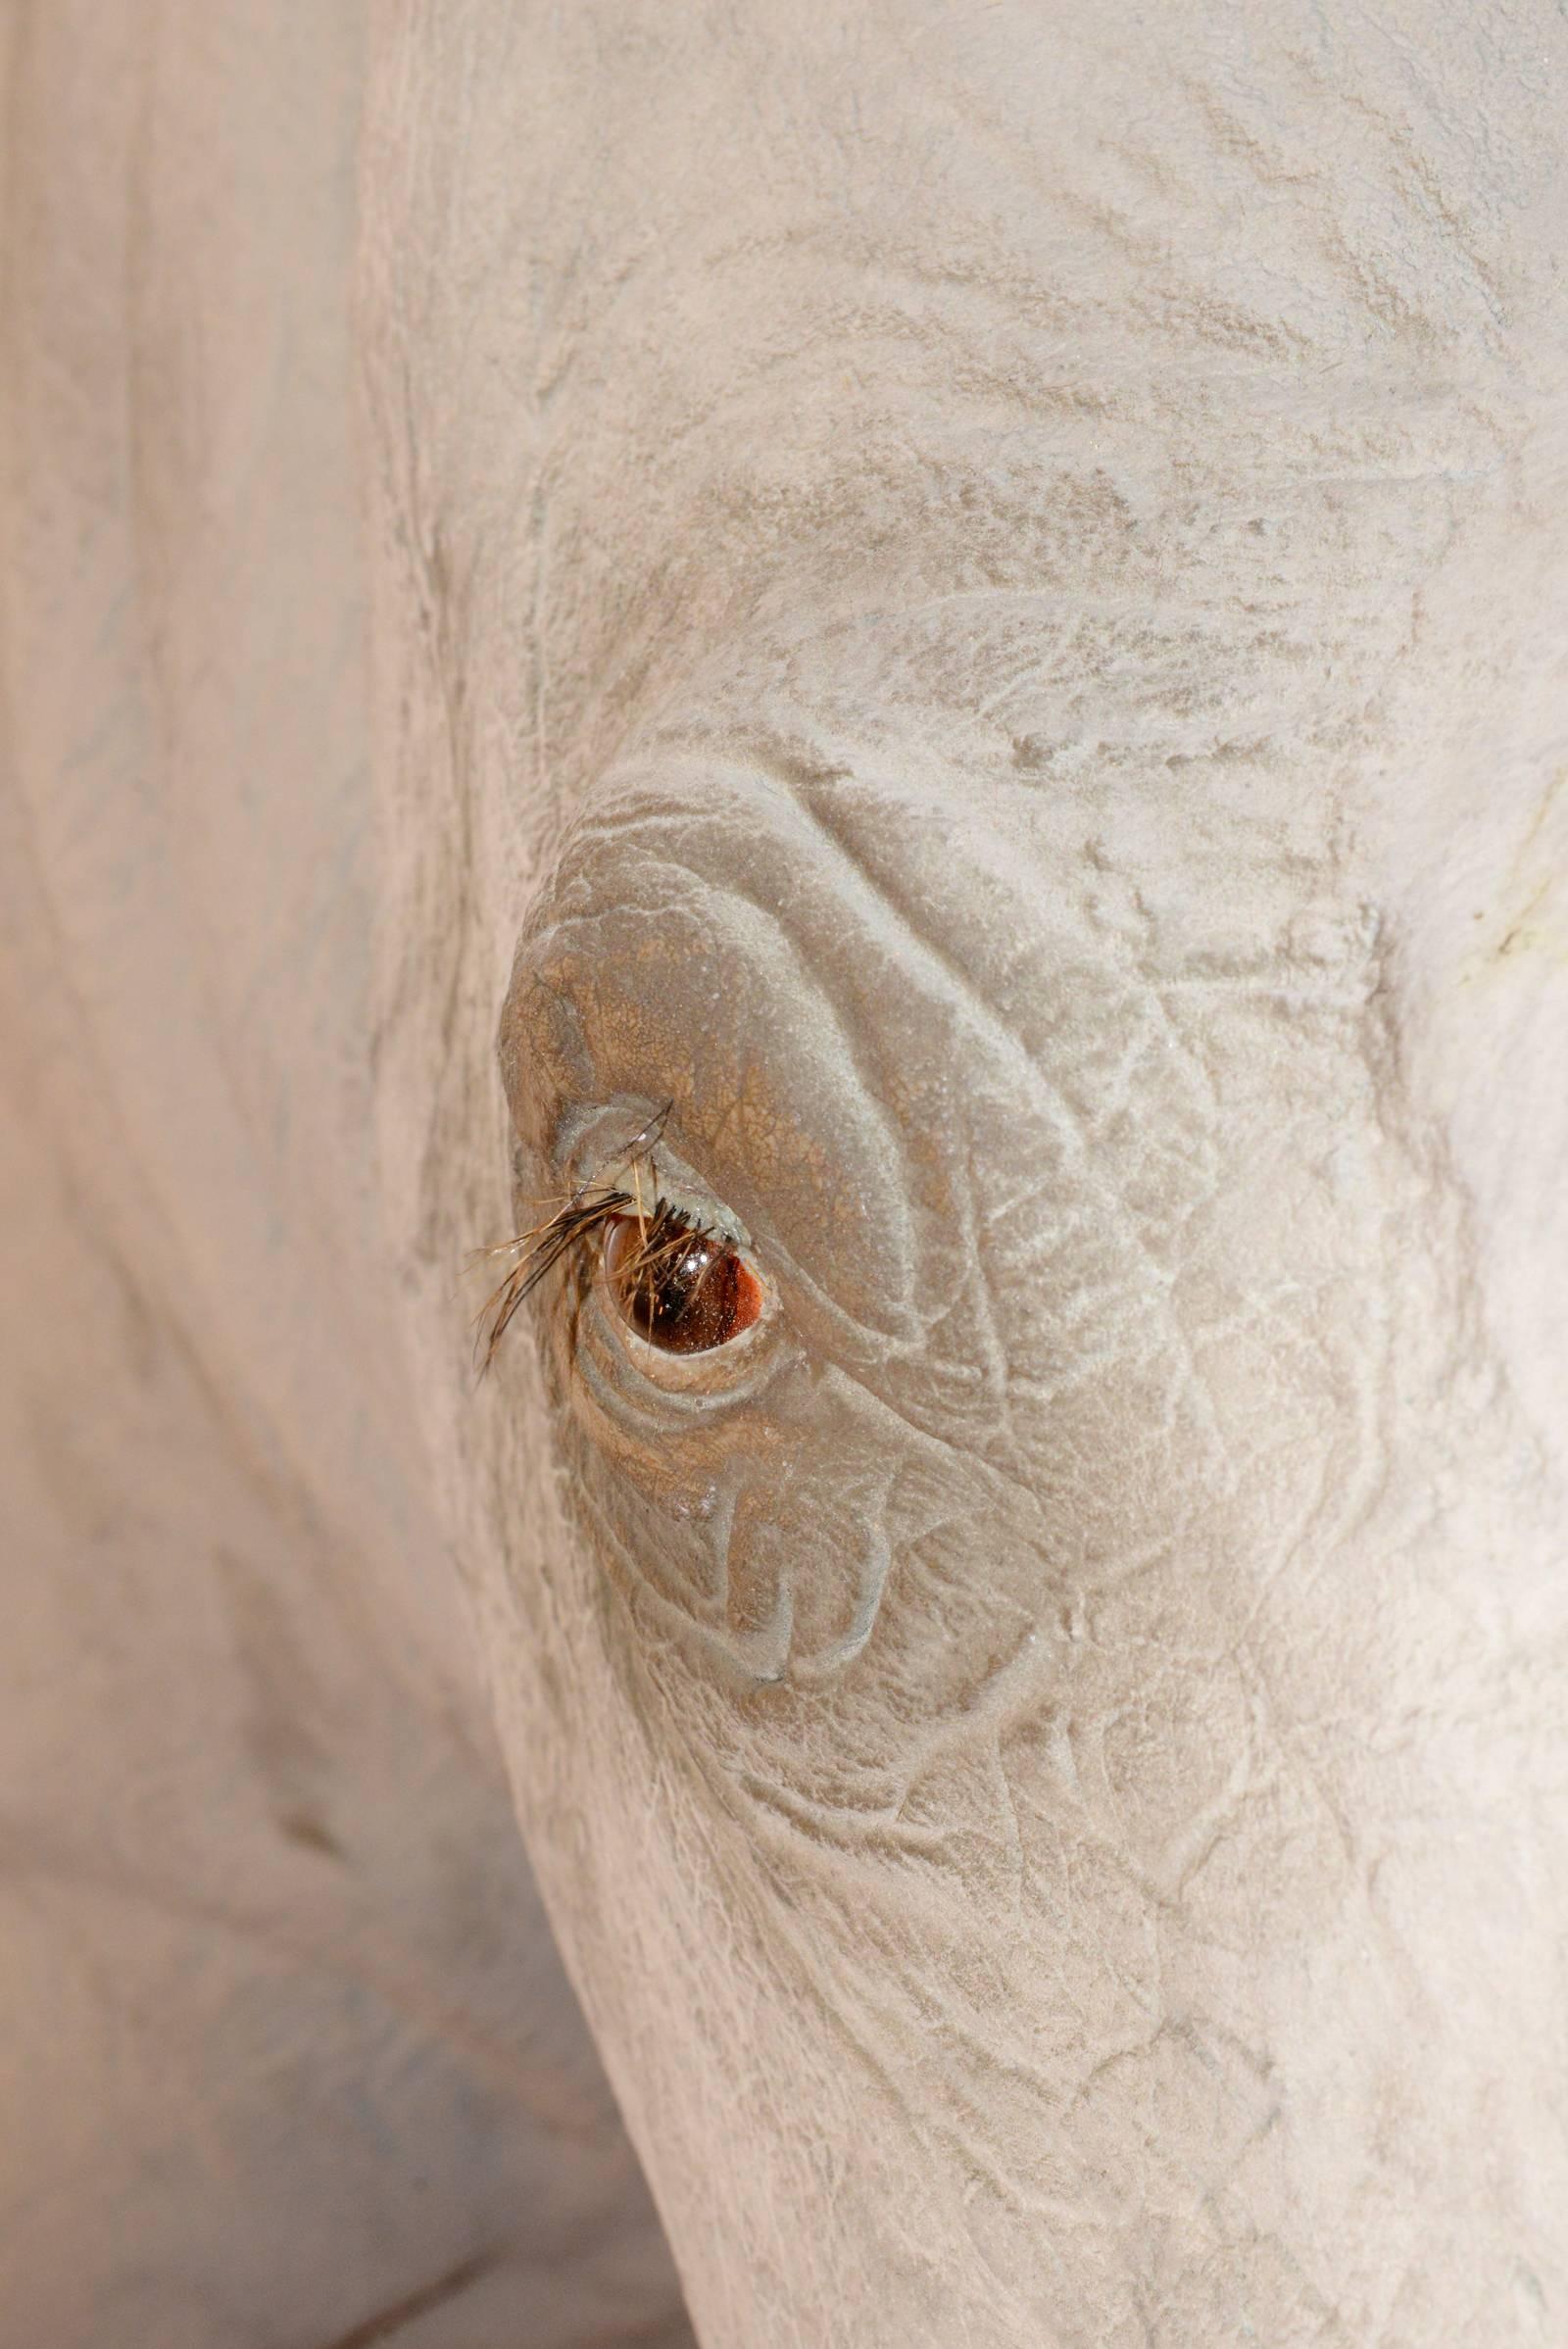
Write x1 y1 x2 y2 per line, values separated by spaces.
0 10 690 2345
364 6 1568 2348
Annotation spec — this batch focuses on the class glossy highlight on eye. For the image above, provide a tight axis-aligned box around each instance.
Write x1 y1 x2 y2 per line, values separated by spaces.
473 1104 761 1369
602 1204 764 1354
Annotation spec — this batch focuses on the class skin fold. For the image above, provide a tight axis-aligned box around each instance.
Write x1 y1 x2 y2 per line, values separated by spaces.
3 3 1564 2345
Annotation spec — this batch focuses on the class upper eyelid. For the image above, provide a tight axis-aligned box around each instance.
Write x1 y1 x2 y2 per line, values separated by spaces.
564 1122 757 1258
557 1096 670 1185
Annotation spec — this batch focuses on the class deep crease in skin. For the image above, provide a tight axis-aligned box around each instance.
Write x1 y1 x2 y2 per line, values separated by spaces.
564 1227 1065 1678
557 759 1387 1483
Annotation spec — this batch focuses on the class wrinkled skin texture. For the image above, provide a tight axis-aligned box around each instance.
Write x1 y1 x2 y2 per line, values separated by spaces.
5 5 1567 2347
364 5 1568 2344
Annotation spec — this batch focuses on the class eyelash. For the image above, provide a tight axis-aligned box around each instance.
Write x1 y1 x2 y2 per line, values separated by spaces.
473 1107 761 1371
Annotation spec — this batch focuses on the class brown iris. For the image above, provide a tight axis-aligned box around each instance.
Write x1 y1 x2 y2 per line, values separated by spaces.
602 1203 764 1354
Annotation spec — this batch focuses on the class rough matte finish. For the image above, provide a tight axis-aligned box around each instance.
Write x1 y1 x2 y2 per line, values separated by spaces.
364 6 1568 2343
3 3 1566 2344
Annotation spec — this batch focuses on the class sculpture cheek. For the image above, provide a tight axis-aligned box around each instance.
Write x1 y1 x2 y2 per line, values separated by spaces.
561 1333 914 1687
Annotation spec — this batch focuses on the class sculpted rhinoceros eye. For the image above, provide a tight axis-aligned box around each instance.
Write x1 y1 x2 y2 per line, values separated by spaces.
601 1204 763 1354
473 1104 762 1370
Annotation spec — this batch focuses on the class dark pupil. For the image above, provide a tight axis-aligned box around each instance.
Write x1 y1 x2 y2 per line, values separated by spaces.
625 1232 740 1353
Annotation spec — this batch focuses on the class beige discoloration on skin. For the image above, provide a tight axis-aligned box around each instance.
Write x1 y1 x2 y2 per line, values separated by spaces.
1 7 689 2344
365 5 1568 2344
